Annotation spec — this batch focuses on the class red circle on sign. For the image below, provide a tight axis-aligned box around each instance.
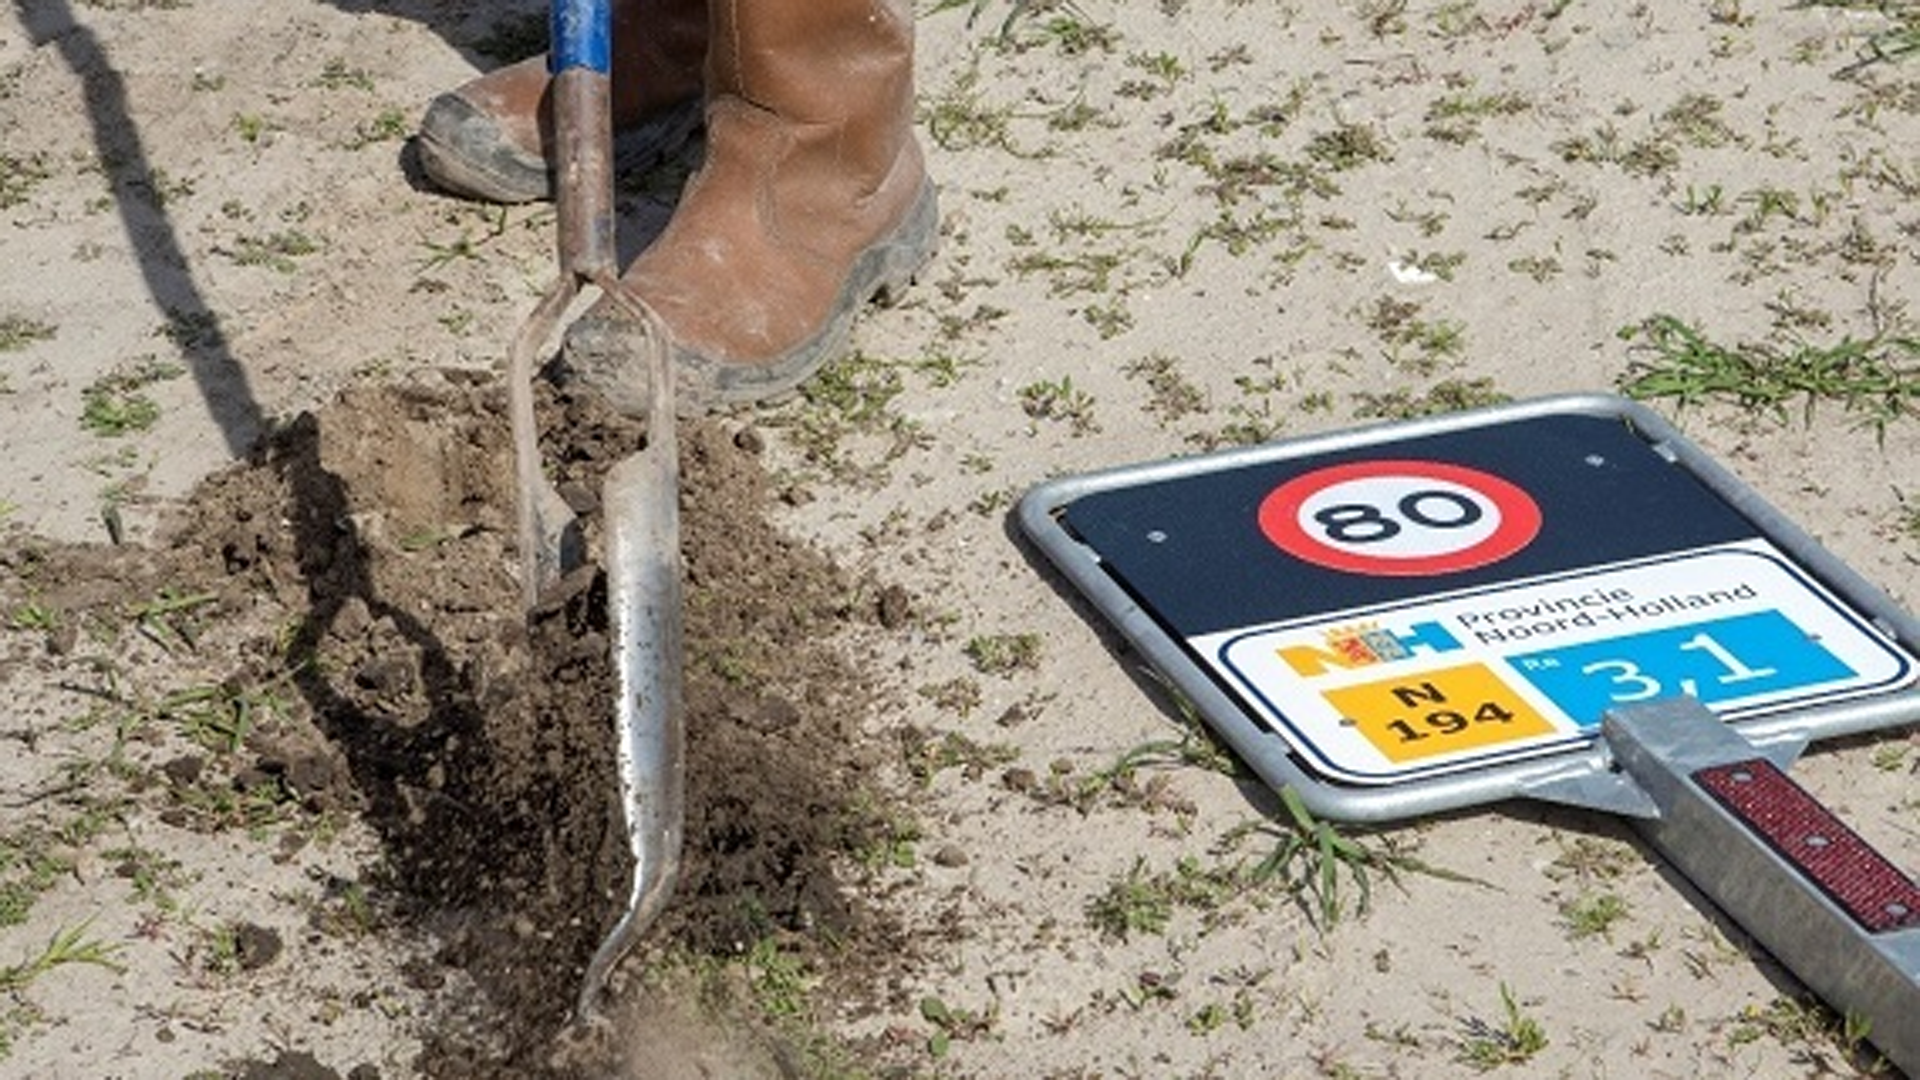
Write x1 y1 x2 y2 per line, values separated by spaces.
1258 459 1541 576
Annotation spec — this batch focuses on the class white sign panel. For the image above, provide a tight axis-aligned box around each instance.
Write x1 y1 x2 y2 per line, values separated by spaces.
1193 540 1916 785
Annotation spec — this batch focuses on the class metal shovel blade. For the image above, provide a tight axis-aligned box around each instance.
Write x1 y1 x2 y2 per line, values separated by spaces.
577 320 685 1022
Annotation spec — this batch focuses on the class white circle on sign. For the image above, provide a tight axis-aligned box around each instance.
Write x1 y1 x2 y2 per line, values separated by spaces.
1258 460 1542 576
1295 475 1501 560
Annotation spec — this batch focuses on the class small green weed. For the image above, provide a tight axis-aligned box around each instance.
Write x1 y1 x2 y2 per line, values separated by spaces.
0 831 72 929
80 359 185 436
782 350 923 481
1000 7 1120 57
1546 834 1636 882
231 112 272 144
350 107 410 148
1086 855 1237 941
920 994 995 1058
1123 352 1208 422
1820 0 1920 76
902 727 1020 785
417 207 510 270
1457 983 1550 1069
1725 995 1878 1067
1306 122 1392 171
102 845 190 909
1017 376 1100 434
922 63 1027 155
1234 787 1478 929
0 921 125 993
744 936 813 1020
1425 86 1531 143
7 599 56 632
0 152 50 209
128 588 218 651
228 229 320 273
313 58 374 92
1559 890 1630 941
1361 296 1466 373
0 315 55 352
963 631 1042 675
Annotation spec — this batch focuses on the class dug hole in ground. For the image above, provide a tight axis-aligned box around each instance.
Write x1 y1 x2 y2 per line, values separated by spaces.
1 1 1918 1078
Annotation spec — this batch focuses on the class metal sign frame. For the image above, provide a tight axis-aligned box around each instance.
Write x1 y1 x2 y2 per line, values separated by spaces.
1018 393 1920 824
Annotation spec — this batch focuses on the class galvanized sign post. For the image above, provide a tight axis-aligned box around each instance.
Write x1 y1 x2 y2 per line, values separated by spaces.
1019 394 1919 1070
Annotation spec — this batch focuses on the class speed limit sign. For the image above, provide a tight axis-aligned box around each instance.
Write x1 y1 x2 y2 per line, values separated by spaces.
1258 459 1541 576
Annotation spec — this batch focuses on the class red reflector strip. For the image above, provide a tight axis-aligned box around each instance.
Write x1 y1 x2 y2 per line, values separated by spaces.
1694 759 1920 935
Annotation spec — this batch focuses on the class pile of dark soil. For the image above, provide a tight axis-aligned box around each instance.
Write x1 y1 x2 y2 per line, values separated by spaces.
9 371 920 1078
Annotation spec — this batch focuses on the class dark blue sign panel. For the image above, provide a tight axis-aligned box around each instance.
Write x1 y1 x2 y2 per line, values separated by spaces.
1062 414 1759 638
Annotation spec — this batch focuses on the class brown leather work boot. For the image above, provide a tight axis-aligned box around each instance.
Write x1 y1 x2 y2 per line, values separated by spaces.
418 0 708 204
561 0 939 413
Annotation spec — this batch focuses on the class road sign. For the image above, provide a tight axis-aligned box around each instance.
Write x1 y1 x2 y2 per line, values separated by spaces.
1019 394 1920 819
1017 394 1920 1076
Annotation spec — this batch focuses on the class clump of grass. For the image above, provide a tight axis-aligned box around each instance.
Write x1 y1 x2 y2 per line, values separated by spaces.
0 830 71 930
227 229 321 273
1237 787 1482 929
1725 995 1879 1069
782 350 924 482
0 152 50 210
1017 375 1100 434
1123 352 1208 422
1820 0 1920 76
1086 855 1239 941
920 994 995 1059
1618 313 1920 436
312 57 373 92
922 62 1029 155
900 727 1020 785
963 631 1042 675
1307 121 1393 171
0 315 55 353
79 358 186 437
1425 86 1531 143
1352 377 1511 420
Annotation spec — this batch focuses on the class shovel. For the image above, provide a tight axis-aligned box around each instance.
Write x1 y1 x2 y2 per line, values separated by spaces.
504 0 685 1023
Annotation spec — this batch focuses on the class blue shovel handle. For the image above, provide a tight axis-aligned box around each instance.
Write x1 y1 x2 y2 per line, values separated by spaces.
551 0 612 76
549 0 616 277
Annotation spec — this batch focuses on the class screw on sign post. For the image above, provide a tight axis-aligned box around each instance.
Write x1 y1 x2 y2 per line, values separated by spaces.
1018 395 1920 1073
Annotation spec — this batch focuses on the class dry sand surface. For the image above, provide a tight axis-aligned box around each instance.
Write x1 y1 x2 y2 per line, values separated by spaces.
2 0 1918 1078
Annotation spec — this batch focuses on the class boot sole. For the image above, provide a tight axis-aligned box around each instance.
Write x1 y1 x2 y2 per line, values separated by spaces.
561 178 941 416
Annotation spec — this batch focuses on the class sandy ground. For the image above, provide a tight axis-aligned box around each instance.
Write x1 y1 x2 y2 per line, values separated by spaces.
2 0 1918 1077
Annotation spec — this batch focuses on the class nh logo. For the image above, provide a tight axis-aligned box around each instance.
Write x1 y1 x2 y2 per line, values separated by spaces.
1278 620 1462 677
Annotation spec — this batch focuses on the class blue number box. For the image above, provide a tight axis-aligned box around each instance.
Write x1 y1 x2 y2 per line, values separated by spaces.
1507 610 1857 727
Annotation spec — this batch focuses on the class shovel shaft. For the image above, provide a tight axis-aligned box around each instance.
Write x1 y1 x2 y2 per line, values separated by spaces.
550 0 617 280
